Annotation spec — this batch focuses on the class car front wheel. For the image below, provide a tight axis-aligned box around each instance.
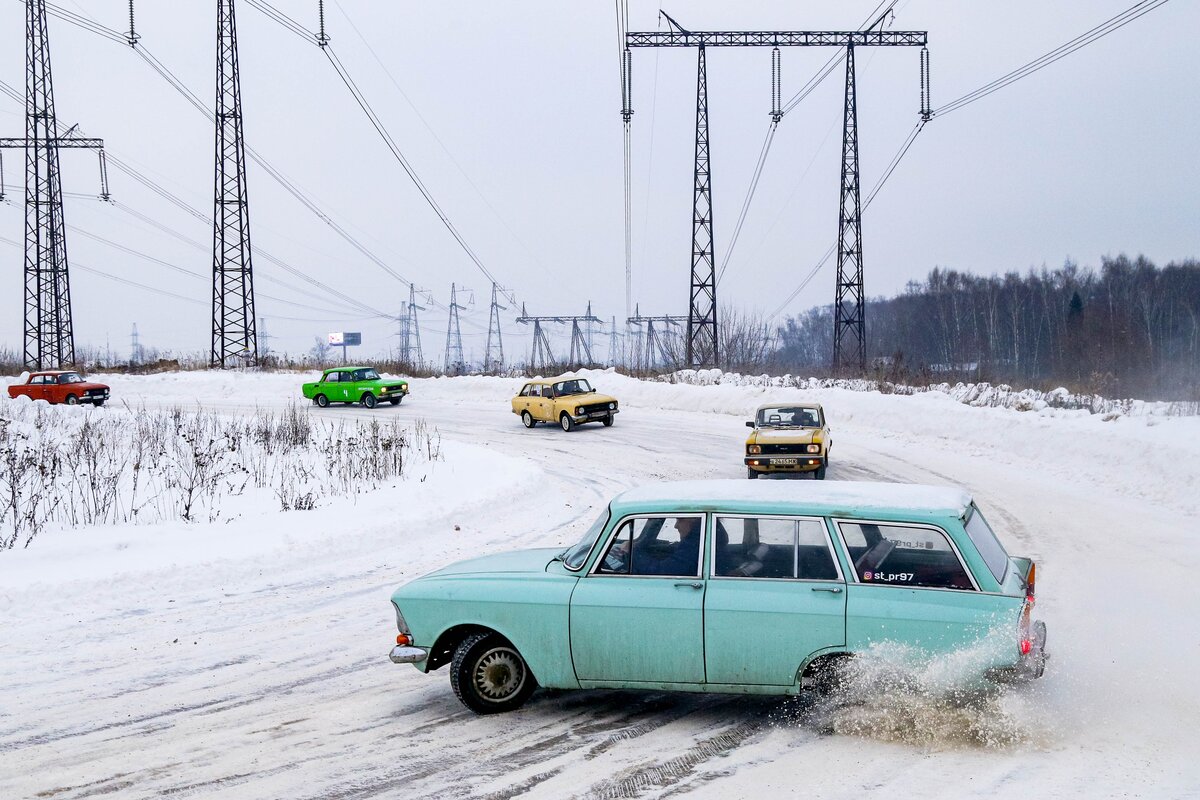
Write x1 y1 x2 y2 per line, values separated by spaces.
65 394 78 405
559 412 574 432
521 410 535 428
361 393 377 409
314 394 329 408
602 413 614 427
450 632 537 714
747 467 759 480
389 398 400 406
815 459 827 480
92 400 105 408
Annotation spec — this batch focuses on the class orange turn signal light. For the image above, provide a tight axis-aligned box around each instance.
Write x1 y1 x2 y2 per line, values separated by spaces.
396 633 412 647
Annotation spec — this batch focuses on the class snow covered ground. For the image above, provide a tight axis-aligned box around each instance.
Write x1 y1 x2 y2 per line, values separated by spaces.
2 369 1198 799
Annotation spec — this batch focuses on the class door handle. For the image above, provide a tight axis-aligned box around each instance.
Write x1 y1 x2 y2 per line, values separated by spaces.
673 582 703 590
811 586 843 594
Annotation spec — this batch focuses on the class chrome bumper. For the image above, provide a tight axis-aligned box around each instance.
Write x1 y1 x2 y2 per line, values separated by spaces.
389 645 429 664
572 408 619 422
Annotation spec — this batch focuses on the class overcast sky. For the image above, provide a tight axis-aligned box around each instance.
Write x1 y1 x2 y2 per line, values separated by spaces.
1 0 1196 366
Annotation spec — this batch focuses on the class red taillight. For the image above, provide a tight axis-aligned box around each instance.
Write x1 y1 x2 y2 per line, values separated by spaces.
1019 639 1033 656
396 633 412 647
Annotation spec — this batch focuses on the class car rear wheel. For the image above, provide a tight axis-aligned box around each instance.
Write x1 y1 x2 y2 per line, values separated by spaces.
602 413 614 427
314 394 329 408
747 467 759 480
361 393 378 409
521 410 535 428
450 632 537 714
65 394 78 405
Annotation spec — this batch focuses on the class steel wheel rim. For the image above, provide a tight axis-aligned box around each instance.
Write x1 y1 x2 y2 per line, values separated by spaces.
472 646 526 702
522 411 533 428
560 415 570 431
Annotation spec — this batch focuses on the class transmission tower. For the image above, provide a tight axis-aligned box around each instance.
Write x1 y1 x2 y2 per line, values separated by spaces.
515 303 555 374
628 307 688 372
484 282 506 373
0 1 108 369
625 16 928 373
211 0 258 368
399 284 426 369
130 323 142 365
608 316 619 367
444 283 467 375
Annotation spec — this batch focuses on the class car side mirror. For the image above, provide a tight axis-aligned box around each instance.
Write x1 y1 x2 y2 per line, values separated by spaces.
745 421 755 428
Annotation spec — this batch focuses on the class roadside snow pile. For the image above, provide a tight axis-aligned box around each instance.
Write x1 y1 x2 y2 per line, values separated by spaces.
662 368 1179 418
0 398 442 549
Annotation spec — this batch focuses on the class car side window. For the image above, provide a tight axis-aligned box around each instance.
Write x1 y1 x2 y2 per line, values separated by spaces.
596 516 702 578
715 517 838 580
323 373 338 383
840 522 974 590
519 384 531 397
530 385 541 397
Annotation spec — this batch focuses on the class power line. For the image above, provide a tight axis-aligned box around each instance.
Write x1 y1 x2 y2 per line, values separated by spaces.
768 0 1172 322
934 0 1172 117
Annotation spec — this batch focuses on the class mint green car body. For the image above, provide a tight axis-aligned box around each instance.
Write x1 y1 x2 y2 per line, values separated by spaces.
301 366 409 408
389 480 1047 711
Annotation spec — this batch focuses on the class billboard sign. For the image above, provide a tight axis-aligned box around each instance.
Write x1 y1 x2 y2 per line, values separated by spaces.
328 332 362 346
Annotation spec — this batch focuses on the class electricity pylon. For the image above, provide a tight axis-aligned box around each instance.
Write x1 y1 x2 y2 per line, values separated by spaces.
0 0 108 368
211 0 258 368
484 282 506 373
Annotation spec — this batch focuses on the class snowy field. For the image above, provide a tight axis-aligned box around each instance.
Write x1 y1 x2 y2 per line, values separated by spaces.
2 369 1199 799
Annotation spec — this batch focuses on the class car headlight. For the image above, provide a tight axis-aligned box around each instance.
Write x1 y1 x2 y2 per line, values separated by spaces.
748 445 762 454
806 444 821 454
575 406 584 415
392 601 410 634
608 402 615 410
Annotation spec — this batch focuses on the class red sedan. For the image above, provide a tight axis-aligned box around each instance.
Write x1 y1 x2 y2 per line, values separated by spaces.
8 370 110 406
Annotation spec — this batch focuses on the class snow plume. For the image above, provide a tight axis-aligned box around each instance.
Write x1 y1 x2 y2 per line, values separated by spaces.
778 630 1050 750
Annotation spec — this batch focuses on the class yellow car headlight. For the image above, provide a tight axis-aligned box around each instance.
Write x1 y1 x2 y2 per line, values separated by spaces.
748 445 762 454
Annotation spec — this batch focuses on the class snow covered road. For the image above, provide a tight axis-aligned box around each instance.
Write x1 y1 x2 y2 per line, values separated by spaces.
2 371 1198 798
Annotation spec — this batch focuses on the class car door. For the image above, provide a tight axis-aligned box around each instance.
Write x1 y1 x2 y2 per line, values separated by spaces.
569 514 707 684
836 519 1001 653
704 515 847 686
532 385 552 421
32 375 51 402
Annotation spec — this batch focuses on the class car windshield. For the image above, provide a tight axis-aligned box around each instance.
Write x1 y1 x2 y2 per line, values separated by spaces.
756 406 821 428
352 368 380 381
561 507 610 570
552 378 592 396
57 372 84 384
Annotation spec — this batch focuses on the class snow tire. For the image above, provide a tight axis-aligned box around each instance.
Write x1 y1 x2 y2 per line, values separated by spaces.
450 632 537 715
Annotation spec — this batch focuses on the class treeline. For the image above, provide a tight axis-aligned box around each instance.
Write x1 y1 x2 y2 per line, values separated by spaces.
776 255 1200 399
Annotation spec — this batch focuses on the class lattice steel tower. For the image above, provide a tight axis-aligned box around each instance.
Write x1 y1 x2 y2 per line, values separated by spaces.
833 44 865 372
211 0 258 367
444 283 466 375
20 0 75 368
688 43 717 368
484 282 505 373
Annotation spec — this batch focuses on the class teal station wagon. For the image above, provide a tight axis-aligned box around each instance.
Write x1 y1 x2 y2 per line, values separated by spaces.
388 481 1048 714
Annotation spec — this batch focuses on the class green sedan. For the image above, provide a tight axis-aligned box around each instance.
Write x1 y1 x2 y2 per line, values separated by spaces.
301 366 409 409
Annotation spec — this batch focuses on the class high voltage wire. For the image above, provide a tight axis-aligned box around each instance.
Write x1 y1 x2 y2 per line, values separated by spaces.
244 0 518 315
33 3 436 311
934 0 1172 117
767 0 1172 322
0 76 393 320
328 0 552 281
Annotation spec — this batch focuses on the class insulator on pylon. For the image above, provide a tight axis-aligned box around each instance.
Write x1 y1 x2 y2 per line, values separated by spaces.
920 46 931 121
770 46 782 123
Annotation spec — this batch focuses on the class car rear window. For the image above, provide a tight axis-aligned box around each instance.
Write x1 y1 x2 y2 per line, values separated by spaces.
963 506 1009 584
839 522 975 590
